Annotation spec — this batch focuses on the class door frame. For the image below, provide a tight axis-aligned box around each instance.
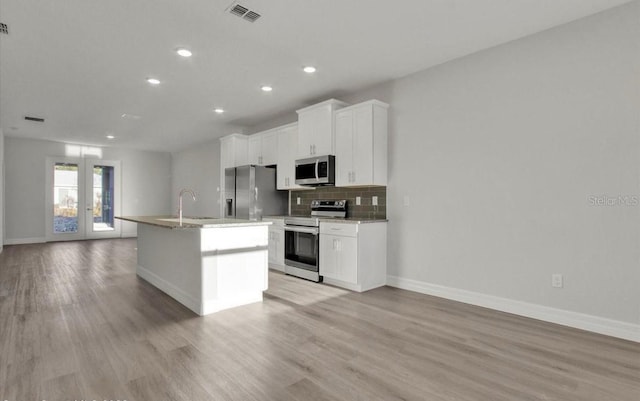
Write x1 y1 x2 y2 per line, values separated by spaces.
45 157 121 242
85 159 122 240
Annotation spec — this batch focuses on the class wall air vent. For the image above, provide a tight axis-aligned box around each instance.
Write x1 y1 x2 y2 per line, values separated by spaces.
0 23 8 34
227 2 261 23
25 116 45 122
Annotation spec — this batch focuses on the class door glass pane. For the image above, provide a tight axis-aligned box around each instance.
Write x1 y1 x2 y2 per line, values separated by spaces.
92 166 115 231
53 163 79 233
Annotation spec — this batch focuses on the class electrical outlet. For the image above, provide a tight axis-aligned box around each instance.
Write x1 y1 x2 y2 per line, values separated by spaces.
372 196 378 206
551 274 563 288
356 196 361 206
297 197 301 205
403 196 410 207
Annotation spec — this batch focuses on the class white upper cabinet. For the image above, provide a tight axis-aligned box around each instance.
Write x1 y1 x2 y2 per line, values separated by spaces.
296 99 348 158
220 134 248 169
335 100 388 187
276 123 302 190
248 131 278 166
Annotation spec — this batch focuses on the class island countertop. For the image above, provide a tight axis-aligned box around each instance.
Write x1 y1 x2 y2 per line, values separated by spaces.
116 215 273 229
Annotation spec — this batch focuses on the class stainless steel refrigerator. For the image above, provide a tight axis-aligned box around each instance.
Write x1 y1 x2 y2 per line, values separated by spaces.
224 165 288 220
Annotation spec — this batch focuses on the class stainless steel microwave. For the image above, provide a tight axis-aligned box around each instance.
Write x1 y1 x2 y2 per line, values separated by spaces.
295 155 335 186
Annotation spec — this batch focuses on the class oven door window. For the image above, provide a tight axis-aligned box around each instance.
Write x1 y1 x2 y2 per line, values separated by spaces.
285 230 318 271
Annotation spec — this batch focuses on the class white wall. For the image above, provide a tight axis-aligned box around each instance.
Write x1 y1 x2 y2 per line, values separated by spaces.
171 139 221 218
342 2 640 334
3 137 172 241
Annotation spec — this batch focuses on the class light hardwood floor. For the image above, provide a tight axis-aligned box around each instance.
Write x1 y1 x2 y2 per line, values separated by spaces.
0 239 638 401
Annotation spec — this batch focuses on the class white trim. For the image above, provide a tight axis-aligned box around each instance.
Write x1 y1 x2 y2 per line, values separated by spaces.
386 275 640 343
120 232 138 238
5 237 47 245
137 265 201 315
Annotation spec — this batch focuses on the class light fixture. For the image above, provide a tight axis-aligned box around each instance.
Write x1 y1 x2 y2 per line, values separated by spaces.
146 78 161 85
214 108 225 114
303 66 316 73
261 85 273 92
176 48 192 57
106 135 115 139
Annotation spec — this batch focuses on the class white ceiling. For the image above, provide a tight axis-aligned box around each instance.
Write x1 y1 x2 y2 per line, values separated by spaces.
0 0 632 152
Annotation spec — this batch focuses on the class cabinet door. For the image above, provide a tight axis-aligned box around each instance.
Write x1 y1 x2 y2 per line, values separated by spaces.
297 111 315 158
351 106 374 185
335 110 354 186
268 227 285 267
319 234 339 280
336 236 358 284
268 228 278 265
277 125 301 190
274 228 284 266
248 136 262 165
312 105 333 156
261 132 278 166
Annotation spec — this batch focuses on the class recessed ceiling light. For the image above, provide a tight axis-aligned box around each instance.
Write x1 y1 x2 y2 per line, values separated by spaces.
106 135 115 139
303 66 316 73
214 108 225 114
261 85 273 92
146 78 161 85
176 48 192 57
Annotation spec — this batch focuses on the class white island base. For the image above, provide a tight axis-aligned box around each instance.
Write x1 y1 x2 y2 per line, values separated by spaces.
136 222 269 316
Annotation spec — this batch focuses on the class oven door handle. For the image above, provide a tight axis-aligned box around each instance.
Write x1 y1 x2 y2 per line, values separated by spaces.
285 226 319 235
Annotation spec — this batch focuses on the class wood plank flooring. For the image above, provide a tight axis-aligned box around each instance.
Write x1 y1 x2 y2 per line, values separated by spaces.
0 239 638 401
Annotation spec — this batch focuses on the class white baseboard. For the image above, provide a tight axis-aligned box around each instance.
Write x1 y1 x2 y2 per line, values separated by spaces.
137 265 201 315
5 237 47 245
386 275 639 343
120 232 138 238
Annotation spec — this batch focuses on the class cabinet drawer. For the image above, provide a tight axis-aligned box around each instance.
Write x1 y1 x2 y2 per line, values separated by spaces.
320 222 358 237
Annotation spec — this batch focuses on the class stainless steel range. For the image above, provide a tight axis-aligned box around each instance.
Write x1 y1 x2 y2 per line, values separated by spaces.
284 199 347 282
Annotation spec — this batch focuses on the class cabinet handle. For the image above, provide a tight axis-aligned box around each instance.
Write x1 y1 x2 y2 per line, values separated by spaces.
352 171 355 182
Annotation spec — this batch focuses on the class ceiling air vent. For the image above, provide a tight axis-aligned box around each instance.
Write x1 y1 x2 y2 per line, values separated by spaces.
0 23 8 35
25 116 45 123
227 2 261 23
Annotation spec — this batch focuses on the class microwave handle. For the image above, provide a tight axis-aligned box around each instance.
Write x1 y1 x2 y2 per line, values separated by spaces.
315 159 319 181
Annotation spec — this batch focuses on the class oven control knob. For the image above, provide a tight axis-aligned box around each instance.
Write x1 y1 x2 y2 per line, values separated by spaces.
339 201 344 206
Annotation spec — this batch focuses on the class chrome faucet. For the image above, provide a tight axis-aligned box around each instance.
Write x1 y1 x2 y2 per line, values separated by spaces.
178 188 196 226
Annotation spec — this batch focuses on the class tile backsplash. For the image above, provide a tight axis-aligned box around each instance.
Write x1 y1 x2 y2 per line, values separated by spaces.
290 186 386 219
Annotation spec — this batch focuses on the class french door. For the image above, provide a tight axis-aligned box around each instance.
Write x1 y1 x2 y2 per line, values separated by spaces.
46 157 121 241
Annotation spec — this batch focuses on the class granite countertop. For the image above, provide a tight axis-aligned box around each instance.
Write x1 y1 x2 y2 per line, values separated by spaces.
263 215 388 224
116 216 273 229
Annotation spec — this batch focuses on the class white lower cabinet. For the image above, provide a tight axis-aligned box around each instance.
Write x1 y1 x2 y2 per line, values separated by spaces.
319 221 386 292
266 218 285 271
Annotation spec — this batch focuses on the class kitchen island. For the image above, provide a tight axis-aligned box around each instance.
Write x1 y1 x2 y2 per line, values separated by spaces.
117 216 271 316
